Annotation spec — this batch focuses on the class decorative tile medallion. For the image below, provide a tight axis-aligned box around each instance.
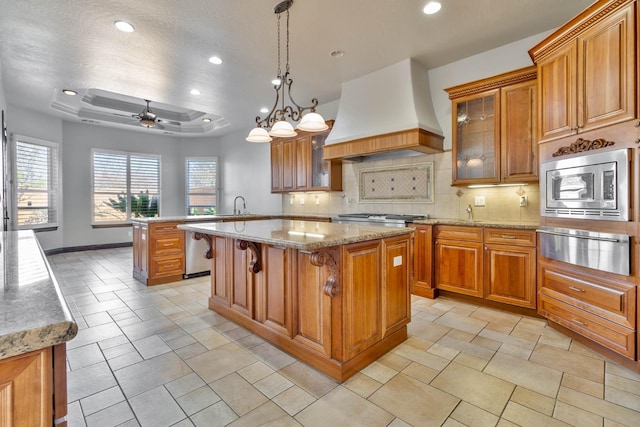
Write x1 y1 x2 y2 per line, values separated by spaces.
358 163 434 202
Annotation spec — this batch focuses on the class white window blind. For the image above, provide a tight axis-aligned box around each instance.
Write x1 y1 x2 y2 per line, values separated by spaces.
92 150 160 224
14 137 59 229
186 157 217 215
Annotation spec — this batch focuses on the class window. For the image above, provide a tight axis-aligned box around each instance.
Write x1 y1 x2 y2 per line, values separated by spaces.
92 149 160 224
186 157 218 215
14 136 59 229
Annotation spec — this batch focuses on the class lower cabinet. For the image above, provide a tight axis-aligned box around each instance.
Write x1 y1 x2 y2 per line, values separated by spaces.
133 221 186 285
412 225 434 298
0 344 68 427
435 226 484 298
538 258 636 360
429 225 537 309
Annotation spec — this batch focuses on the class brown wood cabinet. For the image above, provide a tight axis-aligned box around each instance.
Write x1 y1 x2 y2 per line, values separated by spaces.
529 0 636 143
0 344 68 427
432 225 537 308
207 233 410 381
133 221 185 285
484 228 537 308
445 66 538 185
539 257 637 359
270 123 342 193
435 226 484 297
412 224 434 298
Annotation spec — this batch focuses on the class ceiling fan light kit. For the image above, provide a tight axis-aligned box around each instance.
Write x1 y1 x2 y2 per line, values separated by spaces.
245 0 326 143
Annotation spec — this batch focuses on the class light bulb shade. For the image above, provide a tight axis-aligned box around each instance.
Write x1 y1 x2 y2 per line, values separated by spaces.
297 112 328 131
140 119 156 128
245 127 273 143
269 120 297 137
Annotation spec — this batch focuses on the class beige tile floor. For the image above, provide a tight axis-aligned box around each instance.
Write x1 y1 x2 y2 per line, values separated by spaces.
48 247 640 427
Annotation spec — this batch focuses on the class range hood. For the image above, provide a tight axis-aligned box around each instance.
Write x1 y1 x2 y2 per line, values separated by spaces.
324 59 444 160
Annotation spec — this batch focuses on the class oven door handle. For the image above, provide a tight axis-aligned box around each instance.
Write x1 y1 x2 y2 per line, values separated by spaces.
536 229 620 243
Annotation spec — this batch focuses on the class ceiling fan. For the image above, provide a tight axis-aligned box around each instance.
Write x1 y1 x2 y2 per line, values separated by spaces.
134 100 158 128
113 99 182 129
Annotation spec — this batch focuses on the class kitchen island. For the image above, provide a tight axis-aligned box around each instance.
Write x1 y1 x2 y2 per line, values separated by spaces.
0 231 77 426
179 219 413 382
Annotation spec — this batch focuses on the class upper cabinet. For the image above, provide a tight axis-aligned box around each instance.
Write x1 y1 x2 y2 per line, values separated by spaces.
529 0 636 143
270 121 342 193
446 66 538 186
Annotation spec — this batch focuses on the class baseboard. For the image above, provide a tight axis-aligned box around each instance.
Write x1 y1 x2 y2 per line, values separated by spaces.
44 242 133 256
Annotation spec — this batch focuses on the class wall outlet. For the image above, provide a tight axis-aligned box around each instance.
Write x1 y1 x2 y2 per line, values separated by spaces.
519 195 528 207
300 198 305 205
474 196 485 207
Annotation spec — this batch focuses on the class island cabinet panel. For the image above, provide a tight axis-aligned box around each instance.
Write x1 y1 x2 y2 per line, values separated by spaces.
382 236 411 336
342 241 382 360
258 246 295 338
210 236 229 305
0 347 52 427
294 251 333 357
231 241 254 318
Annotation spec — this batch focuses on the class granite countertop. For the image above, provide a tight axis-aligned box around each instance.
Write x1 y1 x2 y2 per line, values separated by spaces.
413 218 539 230
0 231 77 360
132 213 331 223
179 219 412 250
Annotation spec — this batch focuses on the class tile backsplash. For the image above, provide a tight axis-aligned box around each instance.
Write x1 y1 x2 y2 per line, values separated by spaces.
281 150 540 223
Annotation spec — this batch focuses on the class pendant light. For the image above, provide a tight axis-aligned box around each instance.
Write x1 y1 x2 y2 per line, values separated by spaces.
245 0 327 143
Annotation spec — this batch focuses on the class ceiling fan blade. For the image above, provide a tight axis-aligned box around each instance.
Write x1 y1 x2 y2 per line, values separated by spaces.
157 119 181 126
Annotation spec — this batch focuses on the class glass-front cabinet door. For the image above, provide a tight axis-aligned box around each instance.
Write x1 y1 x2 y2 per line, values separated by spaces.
311 132 330 188
452 90 500 185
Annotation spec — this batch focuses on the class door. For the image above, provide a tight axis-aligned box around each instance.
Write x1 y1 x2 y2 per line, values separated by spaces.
435 238 483 298
484 244 536 308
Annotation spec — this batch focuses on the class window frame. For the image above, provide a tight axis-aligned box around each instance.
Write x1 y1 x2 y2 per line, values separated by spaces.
91 148 161 226
12 134 60 230
185 156 218 216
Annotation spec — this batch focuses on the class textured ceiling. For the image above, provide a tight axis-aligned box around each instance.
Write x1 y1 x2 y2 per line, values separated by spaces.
0 0 594 137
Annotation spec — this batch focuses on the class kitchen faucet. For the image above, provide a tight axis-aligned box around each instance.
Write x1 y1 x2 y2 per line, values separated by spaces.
233 196 246 215
466 204 473 221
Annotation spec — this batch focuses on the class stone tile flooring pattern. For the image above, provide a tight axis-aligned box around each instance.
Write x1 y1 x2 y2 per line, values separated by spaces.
48 247 640 426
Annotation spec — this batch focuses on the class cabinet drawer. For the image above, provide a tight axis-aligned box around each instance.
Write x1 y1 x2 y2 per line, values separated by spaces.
150 222 183 234
150 255 185 277
539 295 635 360
539 263 636 328
435 226 482 242
484 228 535 246
150 234 185 256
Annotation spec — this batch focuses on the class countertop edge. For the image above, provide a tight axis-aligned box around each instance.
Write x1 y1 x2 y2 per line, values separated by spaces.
413 219 539 230
179 222 413 250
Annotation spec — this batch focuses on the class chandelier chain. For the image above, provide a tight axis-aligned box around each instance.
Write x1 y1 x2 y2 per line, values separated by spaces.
285 8 290 73
276 12 282 78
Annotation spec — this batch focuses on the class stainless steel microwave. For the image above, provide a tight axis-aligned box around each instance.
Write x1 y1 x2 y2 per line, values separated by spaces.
540 148 630 221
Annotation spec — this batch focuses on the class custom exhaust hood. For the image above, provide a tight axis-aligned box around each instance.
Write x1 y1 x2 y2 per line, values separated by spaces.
324 59 444 160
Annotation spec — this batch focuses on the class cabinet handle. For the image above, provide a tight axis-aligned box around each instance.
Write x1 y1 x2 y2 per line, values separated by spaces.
571 318 588 327
163 243 173 247
568 286 585 293
501 235 517 239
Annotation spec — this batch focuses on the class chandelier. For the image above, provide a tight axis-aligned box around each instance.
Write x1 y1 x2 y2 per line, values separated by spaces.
246 0 327 143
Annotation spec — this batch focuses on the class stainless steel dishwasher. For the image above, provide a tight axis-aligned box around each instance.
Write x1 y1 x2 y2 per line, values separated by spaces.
184 231 211 278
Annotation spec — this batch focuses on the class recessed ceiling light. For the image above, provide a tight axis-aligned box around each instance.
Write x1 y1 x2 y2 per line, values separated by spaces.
202 118 212 123
190 89 200 95
423 1 441 14
260 107 269 114
114 20 135 32
62 89 78 95
330 50 345 58
209 56 223 65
